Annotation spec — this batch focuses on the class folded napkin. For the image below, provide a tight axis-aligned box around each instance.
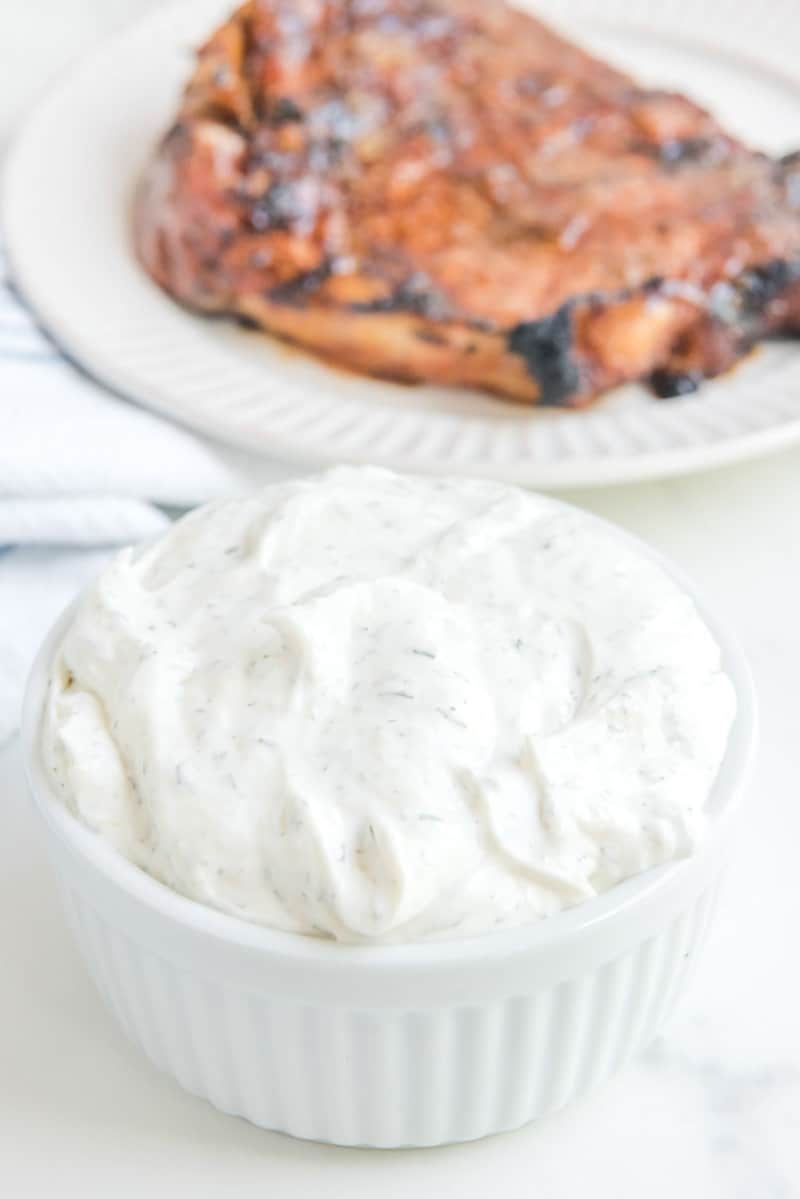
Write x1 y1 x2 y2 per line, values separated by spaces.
0 248 296 743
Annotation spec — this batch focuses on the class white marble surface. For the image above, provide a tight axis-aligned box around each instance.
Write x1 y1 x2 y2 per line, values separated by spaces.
2 4 800 1195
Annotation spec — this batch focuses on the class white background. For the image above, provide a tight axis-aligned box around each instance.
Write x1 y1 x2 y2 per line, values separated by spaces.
2 3 799 1196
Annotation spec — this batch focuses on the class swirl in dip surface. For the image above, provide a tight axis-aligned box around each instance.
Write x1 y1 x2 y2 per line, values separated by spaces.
40 468 736 943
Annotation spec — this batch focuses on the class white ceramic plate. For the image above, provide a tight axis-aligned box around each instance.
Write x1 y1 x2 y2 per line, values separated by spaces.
4 0 800 487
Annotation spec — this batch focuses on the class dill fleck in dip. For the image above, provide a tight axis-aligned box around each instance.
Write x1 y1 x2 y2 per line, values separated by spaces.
40 467 735 943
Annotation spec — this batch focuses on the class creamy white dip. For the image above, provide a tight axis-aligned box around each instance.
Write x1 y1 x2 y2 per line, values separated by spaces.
40 467 736 942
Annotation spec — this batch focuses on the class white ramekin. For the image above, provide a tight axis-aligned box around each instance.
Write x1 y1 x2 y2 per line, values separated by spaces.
22 529 757 1148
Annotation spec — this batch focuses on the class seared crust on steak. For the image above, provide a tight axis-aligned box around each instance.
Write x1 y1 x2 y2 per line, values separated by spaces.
135 0 800 406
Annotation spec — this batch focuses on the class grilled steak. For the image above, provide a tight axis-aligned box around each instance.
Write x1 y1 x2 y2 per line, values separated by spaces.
136 0 800 406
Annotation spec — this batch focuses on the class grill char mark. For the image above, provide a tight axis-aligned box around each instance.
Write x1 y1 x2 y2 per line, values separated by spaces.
508 307 580 407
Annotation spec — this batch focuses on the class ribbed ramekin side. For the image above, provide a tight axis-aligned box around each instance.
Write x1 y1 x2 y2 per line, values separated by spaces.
53 871 721 1147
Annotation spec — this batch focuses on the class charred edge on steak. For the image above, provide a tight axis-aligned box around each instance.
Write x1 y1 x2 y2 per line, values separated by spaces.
659 137 717 165
710 257 800 325
508 305 580 406
629 137 721 167
653 259 800 397
507 257 800 404
649 369 705 399
350 278 451 320
738 258 800 314
268 264 333 303
271 97 304 124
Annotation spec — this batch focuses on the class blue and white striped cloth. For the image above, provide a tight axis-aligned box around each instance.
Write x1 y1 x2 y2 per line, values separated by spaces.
0 249 289 742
